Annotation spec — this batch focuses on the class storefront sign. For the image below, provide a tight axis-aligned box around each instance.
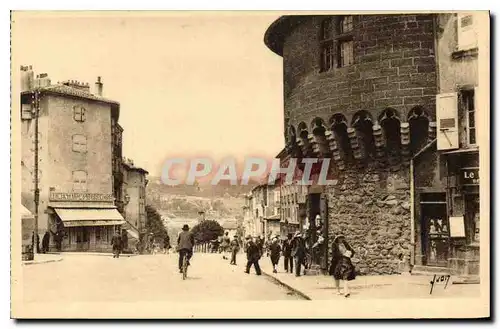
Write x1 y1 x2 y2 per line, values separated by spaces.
462 168 479 185
49 192 114 202
449 216 466 238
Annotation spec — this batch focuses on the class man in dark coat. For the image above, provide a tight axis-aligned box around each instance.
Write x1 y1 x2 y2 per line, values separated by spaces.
244 236 262 275
282 233 294 273
291 232 306 277
41 231 50 253
111 230 123 258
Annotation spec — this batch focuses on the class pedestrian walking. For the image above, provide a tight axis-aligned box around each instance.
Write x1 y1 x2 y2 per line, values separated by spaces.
163 236 170 254
282 233 294 273
221 231 231 260
269 236 282 273
41 230 50 254
292 232 306 277
328 234 356 298
111 230 123 258
256 236 264 256
230 235 240 265
244 235 262 275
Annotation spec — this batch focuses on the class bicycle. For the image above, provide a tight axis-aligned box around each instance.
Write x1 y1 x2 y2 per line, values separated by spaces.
181 253 188 280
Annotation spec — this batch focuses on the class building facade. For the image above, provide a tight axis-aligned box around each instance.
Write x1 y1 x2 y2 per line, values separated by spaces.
121 158 149 248
264 13 485 276
20 67 126 252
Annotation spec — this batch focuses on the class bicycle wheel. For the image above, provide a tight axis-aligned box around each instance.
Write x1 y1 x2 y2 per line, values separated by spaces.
182 255 188 280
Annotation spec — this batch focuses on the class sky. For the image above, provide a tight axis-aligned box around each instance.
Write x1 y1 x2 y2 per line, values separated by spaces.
12 12 285 177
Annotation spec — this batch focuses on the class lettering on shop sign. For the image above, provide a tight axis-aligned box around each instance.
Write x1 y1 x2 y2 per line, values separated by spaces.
49 192 114 202
462 168 479 186
429 274 451 294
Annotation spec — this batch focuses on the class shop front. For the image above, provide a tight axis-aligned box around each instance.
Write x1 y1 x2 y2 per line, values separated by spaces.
53 208 126 252
445 149 480 276
47 192 126 253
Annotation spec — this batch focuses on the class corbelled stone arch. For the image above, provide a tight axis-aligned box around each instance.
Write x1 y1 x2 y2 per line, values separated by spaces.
328 113 352 162
297 121 313 156
352 110 376 160
310 117 329 157
408 105 430 154
378 108 402 160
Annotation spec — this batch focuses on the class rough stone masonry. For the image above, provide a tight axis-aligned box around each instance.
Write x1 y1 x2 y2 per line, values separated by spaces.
326 163 411 275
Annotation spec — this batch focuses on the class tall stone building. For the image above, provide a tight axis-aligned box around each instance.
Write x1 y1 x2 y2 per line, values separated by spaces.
121 158 149 248
264 13 485 276
20 67 126 252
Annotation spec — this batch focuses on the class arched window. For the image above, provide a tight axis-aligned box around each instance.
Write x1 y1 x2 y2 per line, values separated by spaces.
329 113 351 160
408 106 430 154
352 110 376 158
379 108 401 157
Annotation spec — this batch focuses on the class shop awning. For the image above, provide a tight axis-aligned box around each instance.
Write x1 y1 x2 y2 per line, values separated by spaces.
21 205 34 219
54 208 125 227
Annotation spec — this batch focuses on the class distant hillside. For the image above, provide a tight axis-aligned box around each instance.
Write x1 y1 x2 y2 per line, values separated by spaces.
146 177 251 222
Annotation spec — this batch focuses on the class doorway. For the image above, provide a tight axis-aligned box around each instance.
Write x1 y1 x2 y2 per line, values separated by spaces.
75 227 90 251
420 193 449 267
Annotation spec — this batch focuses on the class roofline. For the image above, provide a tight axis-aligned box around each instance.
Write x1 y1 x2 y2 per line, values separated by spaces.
264 15 314 56
122 162 149 174
21 88 120 106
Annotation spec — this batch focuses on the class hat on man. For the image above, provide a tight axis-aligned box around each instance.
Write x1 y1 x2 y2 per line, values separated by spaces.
182 224 189 231
245 235 252 240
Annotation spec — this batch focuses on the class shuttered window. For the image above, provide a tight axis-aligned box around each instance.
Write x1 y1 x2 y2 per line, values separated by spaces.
72 134 87 153
72 171 87 192
457 13 477 51
436 93 459 150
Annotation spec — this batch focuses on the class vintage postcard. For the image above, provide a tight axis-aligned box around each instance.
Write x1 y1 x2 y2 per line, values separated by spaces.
10 10 490 319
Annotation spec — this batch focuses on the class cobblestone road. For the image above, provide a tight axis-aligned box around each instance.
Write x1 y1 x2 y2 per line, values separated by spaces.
22 253 304 303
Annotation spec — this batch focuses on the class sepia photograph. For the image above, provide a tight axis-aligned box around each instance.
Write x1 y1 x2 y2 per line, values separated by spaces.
10 10 490 319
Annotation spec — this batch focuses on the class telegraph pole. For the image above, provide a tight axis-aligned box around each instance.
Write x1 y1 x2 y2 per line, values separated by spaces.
32 89 40 255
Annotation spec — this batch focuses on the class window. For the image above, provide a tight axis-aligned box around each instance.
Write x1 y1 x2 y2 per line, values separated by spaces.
457 13 477 51
72 170 87 192
72 134 87 153
320 16 354 72
320 18 335 72
73 106 86 122
339 40 354 67
339 15 354 34
461 89 476 146
336 16 354 68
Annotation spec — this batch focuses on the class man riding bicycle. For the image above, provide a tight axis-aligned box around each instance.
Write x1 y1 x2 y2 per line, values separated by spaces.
177 224 195 273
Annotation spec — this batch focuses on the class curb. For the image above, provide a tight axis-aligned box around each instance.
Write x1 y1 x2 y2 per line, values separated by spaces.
261 271 312 300
22 258 63 266
52 252 139 257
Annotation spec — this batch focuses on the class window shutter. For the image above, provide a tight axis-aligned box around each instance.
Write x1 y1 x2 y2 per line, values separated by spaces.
21 104 32 120
436 93 459 150
457 13 477 51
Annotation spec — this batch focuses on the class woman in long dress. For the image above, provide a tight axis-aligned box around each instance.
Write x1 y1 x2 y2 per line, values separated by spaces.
328 234 356 297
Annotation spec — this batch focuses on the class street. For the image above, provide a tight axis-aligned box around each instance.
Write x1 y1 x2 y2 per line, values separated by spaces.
22 253 304 303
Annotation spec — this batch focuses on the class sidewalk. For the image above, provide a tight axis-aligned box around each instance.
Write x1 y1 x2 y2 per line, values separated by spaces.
22 253 63 266
255 257 481 300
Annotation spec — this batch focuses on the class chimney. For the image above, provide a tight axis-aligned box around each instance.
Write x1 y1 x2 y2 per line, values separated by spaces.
95 76 103 96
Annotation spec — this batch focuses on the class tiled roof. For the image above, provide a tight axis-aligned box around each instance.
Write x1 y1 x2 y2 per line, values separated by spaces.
21 84 120 106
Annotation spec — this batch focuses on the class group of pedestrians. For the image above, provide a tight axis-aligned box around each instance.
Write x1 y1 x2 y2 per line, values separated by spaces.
242 231 357 298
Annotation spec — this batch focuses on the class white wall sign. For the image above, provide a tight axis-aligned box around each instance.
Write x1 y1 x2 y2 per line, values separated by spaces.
449 216 466 238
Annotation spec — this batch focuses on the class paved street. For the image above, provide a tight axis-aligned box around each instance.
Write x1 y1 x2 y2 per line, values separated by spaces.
22 253 304 303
